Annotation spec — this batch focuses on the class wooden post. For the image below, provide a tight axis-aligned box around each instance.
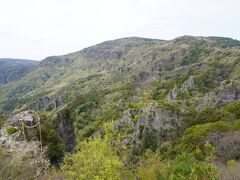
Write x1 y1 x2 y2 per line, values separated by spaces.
39 120 43 152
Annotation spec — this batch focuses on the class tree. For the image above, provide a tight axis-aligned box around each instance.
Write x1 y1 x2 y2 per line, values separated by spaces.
61 123 123 180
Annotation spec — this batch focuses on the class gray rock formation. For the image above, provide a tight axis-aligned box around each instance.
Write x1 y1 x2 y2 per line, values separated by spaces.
168 76 195 100
180 76 195 92
209 131 240 162
218 80 240 102
0 112 49 177
8 110 39 127
38 96 62 112
116 103 184 155
168 85 179 99
196 92 219 112
53 106 76 152
131 103 183 154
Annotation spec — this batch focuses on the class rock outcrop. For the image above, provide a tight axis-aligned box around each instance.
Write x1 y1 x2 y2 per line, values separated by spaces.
116 103 184 155
181 76 195 92
0 111 50 177
209 131 240 162
218 80 240 102
53 106 76 152
38 96 62 111
168 76 195 100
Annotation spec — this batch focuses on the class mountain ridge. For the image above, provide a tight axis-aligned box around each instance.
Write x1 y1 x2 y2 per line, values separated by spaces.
1 35 240 179
0 58 39 85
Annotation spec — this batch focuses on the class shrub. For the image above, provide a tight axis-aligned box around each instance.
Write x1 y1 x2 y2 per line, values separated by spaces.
7 127 18 135
158 153 217 180
136 152 217 180
133 114 140 123
61 123 123 179
38 113 65 164
191 108 223 126
180 120 240 150
224 102 240 120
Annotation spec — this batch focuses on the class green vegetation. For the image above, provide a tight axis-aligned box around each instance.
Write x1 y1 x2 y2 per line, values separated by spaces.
133 114 140 123
39 113 65 163
136 146 217 180
1 36 240 179
194 61 235 93
180 120 240 150
61 123 123 179
0 147 37 179
224 102 240 120
0 113 5 129
7 127 18 135
190 108 223 126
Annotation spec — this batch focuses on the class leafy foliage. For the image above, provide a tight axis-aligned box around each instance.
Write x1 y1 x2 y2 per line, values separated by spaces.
7 127 18 135
136 151 217 180
39 113 65 164
61 123 123 179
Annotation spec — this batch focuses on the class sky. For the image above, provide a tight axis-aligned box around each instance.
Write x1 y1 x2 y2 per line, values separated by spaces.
0 0 240 60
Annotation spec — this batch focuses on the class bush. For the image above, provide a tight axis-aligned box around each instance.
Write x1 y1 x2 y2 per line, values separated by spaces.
136 152 217 180
191 108 223 126
39 113 65 164
7 127 18 135
224 102 240 120
181 120 240 150
61 123 123 179
133 114 140 123
159 153 217 180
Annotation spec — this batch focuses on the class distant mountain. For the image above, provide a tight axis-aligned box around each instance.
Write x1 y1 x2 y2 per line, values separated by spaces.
0 58 39 84
0 36 240 111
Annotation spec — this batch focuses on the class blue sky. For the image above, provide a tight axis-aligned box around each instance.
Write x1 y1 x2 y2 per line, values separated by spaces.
0 0 240 60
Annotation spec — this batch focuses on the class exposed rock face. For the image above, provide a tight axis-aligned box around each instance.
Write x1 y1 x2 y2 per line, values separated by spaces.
196 92 220 112
181 76 195 91
132 104 183 154
0 111 50 177
209 131 240 162
7 110 40 141
168 76 195 100
218 80 240 102
53 106 76 152
38 96 62 111
116 103 184 155
8 110 39 127
168 85 178 99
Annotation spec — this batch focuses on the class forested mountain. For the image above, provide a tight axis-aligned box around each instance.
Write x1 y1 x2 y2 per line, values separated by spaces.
1 36 240 179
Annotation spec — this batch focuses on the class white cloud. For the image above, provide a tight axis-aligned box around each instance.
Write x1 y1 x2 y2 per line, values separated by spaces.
0 0 239 59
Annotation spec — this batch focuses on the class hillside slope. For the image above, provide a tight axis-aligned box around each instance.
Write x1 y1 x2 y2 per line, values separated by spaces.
1 36 240 179
1 36 239 112
0 58 39 84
